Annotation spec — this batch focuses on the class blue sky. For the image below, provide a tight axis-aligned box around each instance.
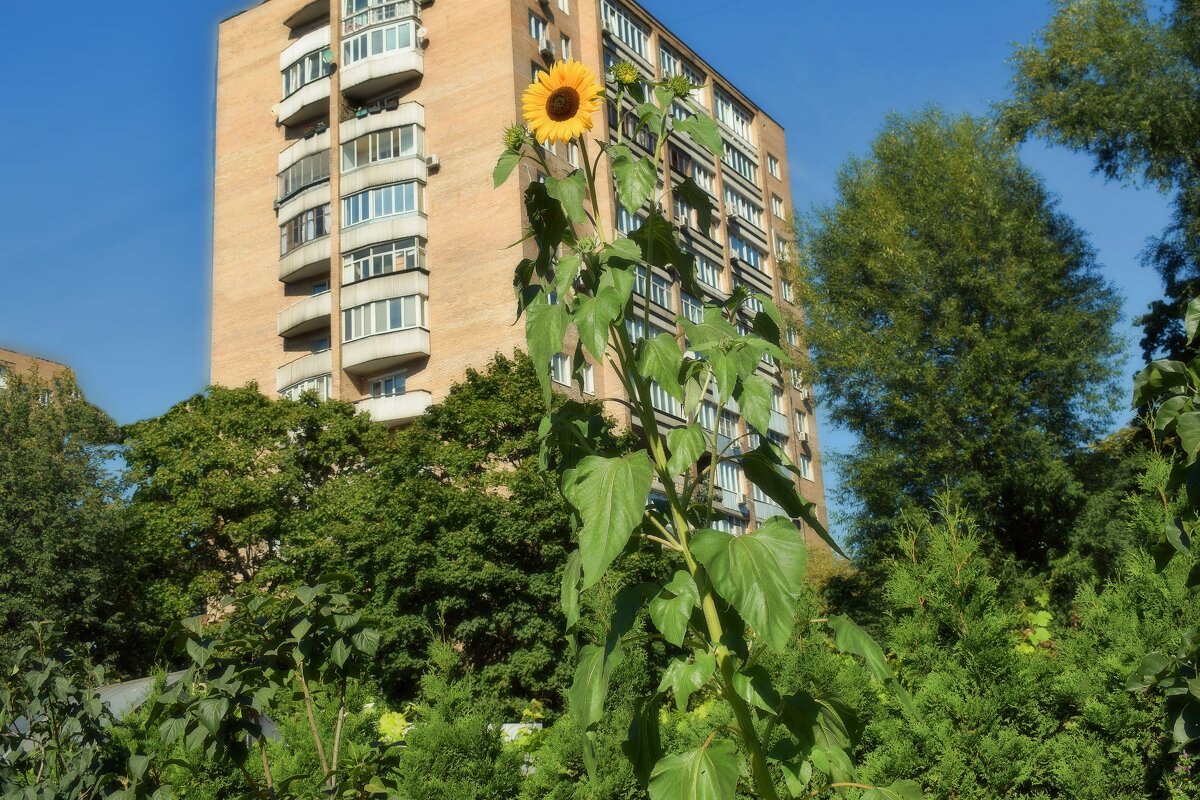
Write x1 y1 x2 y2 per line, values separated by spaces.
0 1 1171 534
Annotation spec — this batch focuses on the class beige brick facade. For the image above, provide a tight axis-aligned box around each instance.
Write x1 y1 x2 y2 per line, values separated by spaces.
0 348 73 388
211 0 828 532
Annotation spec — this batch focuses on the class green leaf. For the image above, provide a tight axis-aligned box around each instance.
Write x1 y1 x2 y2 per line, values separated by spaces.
674 177 715 231
561 549 583 631
552 253 583 299
184 637 209 668
525 291 570 399
128 754 151 781
1178 412 1200 462
649 739 739 800
611 145 658 215
1132 359 1190 407
742 445 805 518
657 651 716 712
569 643 623 732
639 333 685 402
562 454 655 589
666 424 707 477
197 696 229 736
691 518 807 651
493 149 522 188
1187 297 1200 345
862 780 924 800
629 212 699 295
649 571 700 646
732 664 781 713
826 615 917 719
1155 395 1191 433
624 697 664 787
675 113 723 157
572 266 633 361
737 374 773 434
331 637 351 667
601 237 644 266
546 169 590 225
351 627 381 656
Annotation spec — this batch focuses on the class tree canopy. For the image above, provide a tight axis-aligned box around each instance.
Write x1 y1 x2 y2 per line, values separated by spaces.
797 110 1122 569
1002 0 1200 360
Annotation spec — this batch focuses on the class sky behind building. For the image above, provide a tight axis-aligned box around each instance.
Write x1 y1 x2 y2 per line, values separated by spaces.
0 0 1170 534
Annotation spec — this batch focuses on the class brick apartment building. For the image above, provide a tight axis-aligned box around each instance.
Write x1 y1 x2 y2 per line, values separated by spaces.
210 0 827 531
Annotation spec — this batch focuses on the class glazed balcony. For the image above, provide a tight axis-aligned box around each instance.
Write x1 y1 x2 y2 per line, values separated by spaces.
342 0 419 36
277 291 331 338
279 235 331 283
276 349 332 393
354 389 432 427
339 8 423 100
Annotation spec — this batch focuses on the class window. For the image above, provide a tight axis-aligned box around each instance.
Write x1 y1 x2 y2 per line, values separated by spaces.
781 280 794 303
771 388 784 413
696 255 722 290
794 410 808 436
698 401 717 431
650 381 683 417
774 233 789 261
669 146 713 192
531 61 542 82
280 203 331 255
600 0 649 59
673 195 696 230
681 292 703 324
658 43 705 87
343 295 426 341
529 11 547 41
716 460 743 498
650 271 674 310
282 51 332 99
740 287 764 315
567 141 580 167
722 142 758 183
343 21 415 66
768 430 788 451
767 154 781 178
551 353 571 386
617 207 642 234
785 327 798 346
0 365 9 391
561 35 572 60
633 265 646 297
693 163 715 193
280 374 332 401
718 410 738 440
609 104 659 151
343 237 426 283
342 181 421 227
772 194 785 219
580 362 595 393
714 88 754 144
370 371 407 398
341 125 421 171
278 150 330 202
724 186 763 229
312 280 329 294
730 234 766 271
626 319 663 343
790 368 803 390
798 454 814 481
558 0 570 12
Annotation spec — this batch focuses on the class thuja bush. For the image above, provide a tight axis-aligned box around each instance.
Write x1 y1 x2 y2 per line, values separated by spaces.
499 58 918 799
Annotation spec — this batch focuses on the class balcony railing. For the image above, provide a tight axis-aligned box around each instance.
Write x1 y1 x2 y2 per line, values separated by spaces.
342 0 419 36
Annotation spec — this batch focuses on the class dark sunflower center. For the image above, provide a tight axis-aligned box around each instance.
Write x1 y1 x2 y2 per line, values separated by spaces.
546 87 581 121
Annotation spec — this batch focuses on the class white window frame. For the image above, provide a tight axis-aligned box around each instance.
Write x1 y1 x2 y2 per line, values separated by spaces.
714 87 754 144
730 234 766 272
342 21 416 66
649 272 674 310
722 142 758 183
724 186 764 229
529 11 547 41
280 374 332 401
600 0 649 59
342 295 426 341
558 0 570 13
696 255 722 291
341 124 422 172
799 454 814 481
551 353 571 386
681 292 703 324
772 194 785 219
341 181 422 228
369 370 407 398
561 35 572 60
342 237 426 283
767 154 781 178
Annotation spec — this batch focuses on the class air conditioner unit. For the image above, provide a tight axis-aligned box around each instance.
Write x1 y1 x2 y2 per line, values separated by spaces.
798 431 810 443
538 34 555 56
425 153 441 170
416 26 429 43
797 387 810 400
602 17 616 33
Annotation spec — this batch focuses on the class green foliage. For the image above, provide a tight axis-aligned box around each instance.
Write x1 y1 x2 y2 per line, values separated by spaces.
0 623 161 799
857 500 1198 799
122 385 386 617
1002 0 1200 361
798 109 1122 587
0 370 143 673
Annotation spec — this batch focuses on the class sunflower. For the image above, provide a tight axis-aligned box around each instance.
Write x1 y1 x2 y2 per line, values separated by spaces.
522 60 603 145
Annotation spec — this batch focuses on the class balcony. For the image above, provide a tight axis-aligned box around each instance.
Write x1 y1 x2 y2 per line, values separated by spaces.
342 0 420 36
342 328 430 375
276 350 332 393
354 389 432 427
769 410 789 435
340 213 428 255
279 235 331 283
278 76 331 128
341 49 423 100
278 291 331 338
285 0 328 30
340 270 426 308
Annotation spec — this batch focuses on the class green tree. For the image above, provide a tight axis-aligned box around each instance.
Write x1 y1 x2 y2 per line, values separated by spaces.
0 369 136 669
280 352 640 704
1002 0 1200 360
797 110 1122 576
121 385 387 628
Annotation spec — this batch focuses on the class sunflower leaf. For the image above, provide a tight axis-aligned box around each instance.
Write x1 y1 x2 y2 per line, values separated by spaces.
494 149 521 188
675 112 723 158
611 145 658 215
547 169 590 225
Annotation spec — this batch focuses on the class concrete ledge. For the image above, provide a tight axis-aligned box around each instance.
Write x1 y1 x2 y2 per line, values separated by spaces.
340 158 426 197
278 77 330 128
341 271 428 310
276 350 331 392
277 185 330 227
279 236 331 283
354 390 432 427
277 291 332 338
341 49 423 100
342 329 430 375
340 214 427 255
279 130 330 173
340 103 425 142
280 26 331 71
